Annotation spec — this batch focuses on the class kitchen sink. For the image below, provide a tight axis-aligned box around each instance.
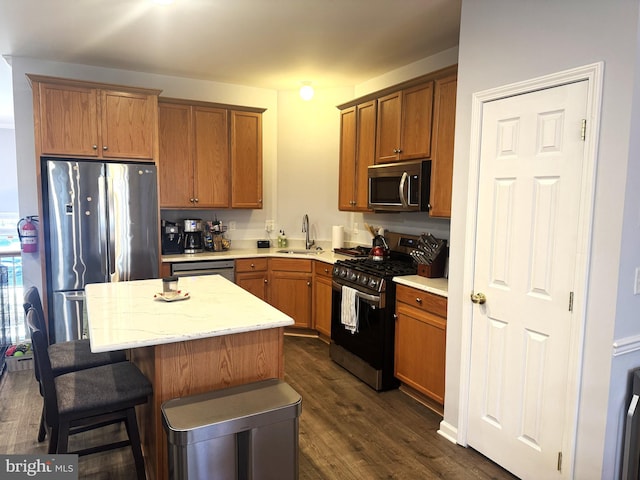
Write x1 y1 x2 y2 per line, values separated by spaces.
277 249 324 255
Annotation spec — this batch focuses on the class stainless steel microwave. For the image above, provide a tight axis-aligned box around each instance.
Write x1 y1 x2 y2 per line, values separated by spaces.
368 160 431 212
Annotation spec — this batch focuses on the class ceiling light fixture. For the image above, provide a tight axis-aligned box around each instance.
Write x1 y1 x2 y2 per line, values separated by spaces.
299 82 314 101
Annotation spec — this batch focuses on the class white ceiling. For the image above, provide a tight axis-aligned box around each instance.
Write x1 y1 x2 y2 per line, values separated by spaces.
0 0 461 126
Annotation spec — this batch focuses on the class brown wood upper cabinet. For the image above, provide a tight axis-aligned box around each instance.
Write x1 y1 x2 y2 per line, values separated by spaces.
28 75 159 161
158 99 264 209
375 82 434 164
159 101 229 208
429 73 457 218
231 111 263 209
338 100 376 211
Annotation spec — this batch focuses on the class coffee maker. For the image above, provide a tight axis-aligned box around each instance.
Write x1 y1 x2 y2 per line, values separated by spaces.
183 219 204 253
161 220 184 255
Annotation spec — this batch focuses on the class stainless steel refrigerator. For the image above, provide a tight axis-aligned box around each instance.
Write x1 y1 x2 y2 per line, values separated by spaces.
43 158 159 343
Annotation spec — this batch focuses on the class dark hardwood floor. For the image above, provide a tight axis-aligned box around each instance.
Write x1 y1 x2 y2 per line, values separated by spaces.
0 335 517 479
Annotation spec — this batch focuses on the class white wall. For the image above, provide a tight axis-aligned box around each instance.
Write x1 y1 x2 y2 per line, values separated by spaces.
0 127 18 213
449 1 640 478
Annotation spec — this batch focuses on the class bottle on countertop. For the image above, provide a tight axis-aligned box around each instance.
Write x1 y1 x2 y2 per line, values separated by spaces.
282 230 287 247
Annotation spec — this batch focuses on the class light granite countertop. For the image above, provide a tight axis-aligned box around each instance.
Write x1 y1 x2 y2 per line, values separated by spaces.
85 275 294 352
162 247 449 297
393 275 448 297
162 246 344 264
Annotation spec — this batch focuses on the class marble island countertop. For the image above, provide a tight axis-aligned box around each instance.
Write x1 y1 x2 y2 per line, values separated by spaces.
85 275 294 352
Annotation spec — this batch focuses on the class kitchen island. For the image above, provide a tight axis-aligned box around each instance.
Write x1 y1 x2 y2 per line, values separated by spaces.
85 275 294 480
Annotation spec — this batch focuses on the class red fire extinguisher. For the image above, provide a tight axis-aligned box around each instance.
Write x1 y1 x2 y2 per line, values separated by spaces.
17 216 39 253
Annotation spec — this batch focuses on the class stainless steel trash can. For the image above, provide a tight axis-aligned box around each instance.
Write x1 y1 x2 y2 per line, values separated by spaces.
162 378 302 480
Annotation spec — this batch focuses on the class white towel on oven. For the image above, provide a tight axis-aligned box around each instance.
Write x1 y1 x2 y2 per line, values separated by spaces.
341 285 359 334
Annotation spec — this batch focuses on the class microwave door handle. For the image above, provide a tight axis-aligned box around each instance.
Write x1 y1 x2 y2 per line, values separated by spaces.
399 171 409 208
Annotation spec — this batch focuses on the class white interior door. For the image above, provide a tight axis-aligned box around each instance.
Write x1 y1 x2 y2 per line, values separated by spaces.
467 80 588 479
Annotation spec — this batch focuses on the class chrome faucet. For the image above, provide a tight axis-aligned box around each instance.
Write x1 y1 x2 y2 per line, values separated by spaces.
302 214 315 250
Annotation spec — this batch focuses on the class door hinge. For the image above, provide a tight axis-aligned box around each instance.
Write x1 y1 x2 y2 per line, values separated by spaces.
569 292 574 312
557 451 563 471
580 119 587 141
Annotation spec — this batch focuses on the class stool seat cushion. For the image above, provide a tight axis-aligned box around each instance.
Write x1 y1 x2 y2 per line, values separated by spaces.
48 339 127 376
54 362 152 419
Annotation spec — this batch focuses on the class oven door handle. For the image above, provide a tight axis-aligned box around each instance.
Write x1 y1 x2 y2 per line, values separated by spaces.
332 280 383 307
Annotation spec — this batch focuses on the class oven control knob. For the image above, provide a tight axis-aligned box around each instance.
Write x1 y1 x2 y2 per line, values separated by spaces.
349 271 358 282
340 268 347 278
359 275 369 285
369 278 379 289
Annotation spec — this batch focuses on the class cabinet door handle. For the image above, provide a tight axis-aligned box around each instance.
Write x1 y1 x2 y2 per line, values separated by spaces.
103 145 108 151
194 198 199 203
250 263 255 268
264 279 268 284
307 281 311 287
92 145 98 150
415 297 423 304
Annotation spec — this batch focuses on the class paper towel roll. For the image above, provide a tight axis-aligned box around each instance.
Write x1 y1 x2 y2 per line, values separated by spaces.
332 225 344 250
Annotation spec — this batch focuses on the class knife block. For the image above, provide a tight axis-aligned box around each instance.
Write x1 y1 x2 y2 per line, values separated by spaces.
416 248 447 278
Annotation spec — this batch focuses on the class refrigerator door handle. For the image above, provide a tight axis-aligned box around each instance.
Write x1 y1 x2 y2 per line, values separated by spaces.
106 173 118 281
97 171 110 282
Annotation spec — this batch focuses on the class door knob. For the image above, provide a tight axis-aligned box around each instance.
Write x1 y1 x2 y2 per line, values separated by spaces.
470 292 486 304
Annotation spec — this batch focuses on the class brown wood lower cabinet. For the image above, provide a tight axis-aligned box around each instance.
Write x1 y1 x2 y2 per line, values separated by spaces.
394 284 447 405
313 261 333 338
269 258 312 328
235 257 313 328
235 257 269 301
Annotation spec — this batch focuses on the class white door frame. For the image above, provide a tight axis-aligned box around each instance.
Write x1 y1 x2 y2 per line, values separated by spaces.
457 62 604 477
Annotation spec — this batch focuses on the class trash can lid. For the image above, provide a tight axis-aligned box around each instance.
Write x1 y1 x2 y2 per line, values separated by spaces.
162 378 302 445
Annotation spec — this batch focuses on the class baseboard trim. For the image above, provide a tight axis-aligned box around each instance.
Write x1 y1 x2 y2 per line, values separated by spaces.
437 420 458 444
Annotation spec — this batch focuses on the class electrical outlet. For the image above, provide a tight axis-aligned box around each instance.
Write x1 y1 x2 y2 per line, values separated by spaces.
265 219 275 232
635 267 640 295
229 221 236 231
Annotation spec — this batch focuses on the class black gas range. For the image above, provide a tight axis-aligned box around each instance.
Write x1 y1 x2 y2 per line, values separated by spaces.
330 232 419 391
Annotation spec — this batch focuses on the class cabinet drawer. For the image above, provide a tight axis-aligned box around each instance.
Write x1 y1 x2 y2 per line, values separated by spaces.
269 258 312 272
314 261 333 278
235 258 268 273
396 284 447 317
